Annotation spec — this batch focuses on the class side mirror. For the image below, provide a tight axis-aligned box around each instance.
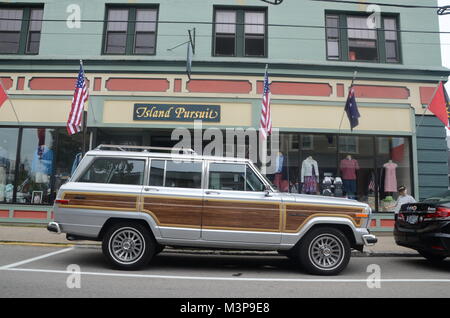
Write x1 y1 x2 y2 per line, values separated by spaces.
264 185 272 197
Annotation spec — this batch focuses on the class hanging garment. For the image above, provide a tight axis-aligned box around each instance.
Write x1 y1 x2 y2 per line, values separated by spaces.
340 158 359 180
301 157 319 182
383 162 398 193
302 176 318 194
302 164 318 194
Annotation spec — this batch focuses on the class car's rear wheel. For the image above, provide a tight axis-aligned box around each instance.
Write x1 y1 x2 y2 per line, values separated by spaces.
297 227 351 276
418 250 447 263
102 222 155 270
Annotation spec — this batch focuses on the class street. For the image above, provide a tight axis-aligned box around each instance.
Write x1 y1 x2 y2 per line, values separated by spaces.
0 244 449 298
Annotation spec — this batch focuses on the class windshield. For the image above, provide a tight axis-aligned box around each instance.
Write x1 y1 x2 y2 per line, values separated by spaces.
422 190 450 203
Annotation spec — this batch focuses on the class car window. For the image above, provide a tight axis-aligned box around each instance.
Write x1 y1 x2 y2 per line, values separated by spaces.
149 159 202 189
149 159 165 187
78 158 145 185
246 165 266 192
208 163 246 191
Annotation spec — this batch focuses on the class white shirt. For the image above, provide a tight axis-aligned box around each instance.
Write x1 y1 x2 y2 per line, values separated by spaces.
301 158 319 182
394 194 416 214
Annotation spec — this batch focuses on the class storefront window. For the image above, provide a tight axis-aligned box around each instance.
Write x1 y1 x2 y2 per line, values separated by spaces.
16 128 55 204
0 128 19 203
376 137 412 212
267 134 299 192
339 136 375 208
301 134 337 195
54 129 84 193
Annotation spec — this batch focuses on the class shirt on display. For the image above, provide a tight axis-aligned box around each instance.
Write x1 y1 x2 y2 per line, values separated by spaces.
301 157 319 182
31 146 54 176
340 158 359 180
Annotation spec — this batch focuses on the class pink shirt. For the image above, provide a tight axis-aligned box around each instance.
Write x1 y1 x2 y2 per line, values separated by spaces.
340 159 359 180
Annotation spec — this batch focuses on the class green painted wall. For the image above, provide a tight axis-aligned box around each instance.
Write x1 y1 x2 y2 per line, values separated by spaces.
0 0 445 71
416 115 449 200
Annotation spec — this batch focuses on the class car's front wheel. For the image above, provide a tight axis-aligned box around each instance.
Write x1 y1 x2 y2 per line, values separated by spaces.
297 227 351 276
102 221 155 270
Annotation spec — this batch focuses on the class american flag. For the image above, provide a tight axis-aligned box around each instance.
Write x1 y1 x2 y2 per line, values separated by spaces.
259 66 272 140
67 62 89 136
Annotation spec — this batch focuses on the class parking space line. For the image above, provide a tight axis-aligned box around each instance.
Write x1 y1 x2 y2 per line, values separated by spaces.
0 247 75 270
2 267 450 283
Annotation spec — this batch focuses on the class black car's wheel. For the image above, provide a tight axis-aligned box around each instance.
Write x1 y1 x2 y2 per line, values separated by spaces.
297 227 351 276
102 221 155 270
418 250 447 263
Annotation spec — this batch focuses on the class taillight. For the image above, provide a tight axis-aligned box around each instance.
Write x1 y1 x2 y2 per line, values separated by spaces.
424 207 450 221
398 213 405 221
55 199 70 205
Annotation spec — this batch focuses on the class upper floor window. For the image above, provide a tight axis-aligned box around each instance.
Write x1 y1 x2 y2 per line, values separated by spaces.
103 6 158 55
326 12 400 63
213 7 267 57
0 7 43 54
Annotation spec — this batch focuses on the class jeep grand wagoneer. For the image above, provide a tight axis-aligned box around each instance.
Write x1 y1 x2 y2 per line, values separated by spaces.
48 145 377 275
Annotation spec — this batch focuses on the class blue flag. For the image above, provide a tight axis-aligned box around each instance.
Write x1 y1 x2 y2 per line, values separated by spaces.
345 87 360 131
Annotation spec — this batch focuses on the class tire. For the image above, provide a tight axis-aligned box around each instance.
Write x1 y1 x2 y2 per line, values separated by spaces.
102 221 155 270
296 227 351 276
418 250 447 263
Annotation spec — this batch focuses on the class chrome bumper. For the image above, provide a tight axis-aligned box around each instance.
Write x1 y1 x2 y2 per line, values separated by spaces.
47 222 61 234
362 234 378 246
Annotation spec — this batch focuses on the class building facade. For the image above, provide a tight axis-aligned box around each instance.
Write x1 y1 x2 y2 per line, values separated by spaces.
0 0 449 230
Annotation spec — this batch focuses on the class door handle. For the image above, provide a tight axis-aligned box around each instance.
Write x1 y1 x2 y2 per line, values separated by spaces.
144 187 159 192
205 191 220 195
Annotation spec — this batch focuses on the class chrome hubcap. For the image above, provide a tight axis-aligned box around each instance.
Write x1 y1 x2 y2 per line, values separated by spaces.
309 234 344 270
110 228 145 264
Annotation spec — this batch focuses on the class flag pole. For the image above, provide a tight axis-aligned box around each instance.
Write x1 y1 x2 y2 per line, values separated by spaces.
0 79 20 123
338 71 358 132
416 77 445 130
80 60 87 156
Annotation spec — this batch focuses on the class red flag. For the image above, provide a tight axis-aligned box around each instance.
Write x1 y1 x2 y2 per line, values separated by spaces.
428 82 449 127
0 82 8 107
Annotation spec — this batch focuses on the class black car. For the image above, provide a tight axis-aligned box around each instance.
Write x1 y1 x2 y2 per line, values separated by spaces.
394 191 450 262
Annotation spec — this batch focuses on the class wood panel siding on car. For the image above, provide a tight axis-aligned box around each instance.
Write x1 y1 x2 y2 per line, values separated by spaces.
62 192 139 211
284 203 365 233
202 199 281 232
142 196 202 228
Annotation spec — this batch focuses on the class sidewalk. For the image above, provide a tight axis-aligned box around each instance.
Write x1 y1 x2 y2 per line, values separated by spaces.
0 224 418 256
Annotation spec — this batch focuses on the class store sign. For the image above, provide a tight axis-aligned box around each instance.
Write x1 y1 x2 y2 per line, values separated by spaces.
133 104 221 122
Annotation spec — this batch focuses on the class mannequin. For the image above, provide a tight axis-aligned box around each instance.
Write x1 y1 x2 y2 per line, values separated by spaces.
383 159 398 195
340 155 359 199
301 156 319 194
273 152 285 190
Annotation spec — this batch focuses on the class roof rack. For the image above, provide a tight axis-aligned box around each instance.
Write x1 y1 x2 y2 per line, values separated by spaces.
94 144 197 154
